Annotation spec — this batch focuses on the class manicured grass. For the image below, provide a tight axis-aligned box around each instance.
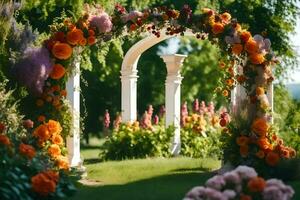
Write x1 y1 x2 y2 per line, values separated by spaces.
69 139 300 200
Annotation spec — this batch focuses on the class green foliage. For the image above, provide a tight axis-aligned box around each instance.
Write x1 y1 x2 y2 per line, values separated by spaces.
99 124 174 160
181 128 222 159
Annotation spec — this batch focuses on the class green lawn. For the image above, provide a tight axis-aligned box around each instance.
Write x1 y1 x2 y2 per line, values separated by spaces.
68 139 300 200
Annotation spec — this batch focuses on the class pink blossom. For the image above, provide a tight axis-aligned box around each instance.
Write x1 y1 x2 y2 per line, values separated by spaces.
235 165 257 180
89 12 113 33
192 99 199 113
199 101 207 115
181 101 188 126
207 101 215 115
205 175 225 190
140 111 152 129
223 171 241 184
153 115 159 125
103 109 110 128
159 105 166 117
147 105 154 118
223 189 236 199
121 10 143 23
113 114 122 130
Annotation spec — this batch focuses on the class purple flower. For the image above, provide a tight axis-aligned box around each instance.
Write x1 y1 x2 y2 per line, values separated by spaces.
205 175 225 190
12 47 52 95
89 12 113 33
234 165 257 180
184 186 206 200
223 189 236 199
223 171 241 185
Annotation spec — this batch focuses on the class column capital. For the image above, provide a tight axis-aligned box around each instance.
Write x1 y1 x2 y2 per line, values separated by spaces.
120 69 139 80
160 54 187 76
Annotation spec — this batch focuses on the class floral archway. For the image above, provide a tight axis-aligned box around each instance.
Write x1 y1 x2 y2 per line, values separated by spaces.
7 2 296 197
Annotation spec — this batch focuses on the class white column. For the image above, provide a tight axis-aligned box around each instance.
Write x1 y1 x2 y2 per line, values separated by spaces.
161 54 187 156
120 69 139 122
66 61 83 168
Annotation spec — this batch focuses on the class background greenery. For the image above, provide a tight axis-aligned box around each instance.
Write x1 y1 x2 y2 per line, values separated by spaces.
0 0 299 143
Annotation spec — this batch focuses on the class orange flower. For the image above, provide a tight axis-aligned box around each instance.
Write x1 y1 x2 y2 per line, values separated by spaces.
237 75 246 83
50 64 66 80
240 194 252 200
256 150 265 159
257 137 271 150
221 12 231 22
48 144 61 158
212 23 224 34
66 28 84 45
88 29 95 36
245 39 258 54
219 61 226 69
222 90 229 97
37 115 46 122
232 43 243 55
251 118 269 137
47 120 62 135
31 170 59 196
51 42 73 60
56 156 69 170
289 148 296 158
256 87 265 96
36 99 44 107
240 31 251 42
236 136 249 146
281 148 290 158
0 134 10 146
226 78 234 86
88 36 96 45
247 177 266 192
266 151 280 166
249 53 265 65
33 124 51 141
19 143 36 160
240 145 249 157
60 90 67 97
79 38 87 46
45 96 53 103
271 134 278 141
52 134 64 146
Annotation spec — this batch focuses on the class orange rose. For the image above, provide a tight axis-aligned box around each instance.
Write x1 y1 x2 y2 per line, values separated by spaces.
56 156 70 170
33 124 51 141
232 43 243 55
247 177 266 192
50 64 66 80
237 75 246 84
245 39 258 54
240 31 251 42
222 89 229 97
19 143 36 160
47 120 62 135
257 137 271 150
240 145 249 157
79 38 87 46
249 53 265 65
212 23 224 34
0 134 10 146
251 118 269 137
51 42 73 60
48 144 61 158
236 136 249 146
256 87 265 96
88 36 96 45
88 29 95 36
266 151 280 166
31 170 59 196
221 12 231 22
256 150 265 159
52 134 64 146
66 28 84 45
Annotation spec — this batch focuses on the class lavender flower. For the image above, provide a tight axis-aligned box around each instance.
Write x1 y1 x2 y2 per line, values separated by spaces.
205 175 225 190
223 171 241 185
223 190 236 199
12 47 52 95
234 165 257 180
89 12 113 33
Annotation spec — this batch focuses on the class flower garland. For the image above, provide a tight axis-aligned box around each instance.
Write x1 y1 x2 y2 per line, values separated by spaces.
13 3 296 172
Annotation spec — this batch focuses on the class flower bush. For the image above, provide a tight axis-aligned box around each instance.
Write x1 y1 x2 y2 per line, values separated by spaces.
0 82 75 199
184 165 294 200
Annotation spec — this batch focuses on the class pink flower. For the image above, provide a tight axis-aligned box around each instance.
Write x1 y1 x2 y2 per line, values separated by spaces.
223 171 241 184
140 111 152 129
89 12 113 33
113 114 122 130
205 175 225 190
181 101 188 126
159 105 166 117
199 101 207 115
235 165 257 180
153 115 159 125
192 99 199 113
103 109 110 128
147 105 154 118
121 10 143 23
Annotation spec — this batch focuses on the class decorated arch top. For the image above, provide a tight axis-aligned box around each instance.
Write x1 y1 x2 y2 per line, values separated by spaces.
13 3 295 171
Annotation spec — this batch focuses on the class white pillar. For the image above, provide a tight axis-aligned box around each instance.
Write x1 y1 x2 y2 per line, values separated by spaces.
66 61 83 168
121 69 139 122
161 54 187 155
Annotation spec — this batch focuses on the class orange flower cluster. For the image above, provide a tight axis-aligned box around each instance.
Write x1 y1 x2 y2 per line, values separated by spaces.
0 134 10 146
50 64 66 80
31 170 59 196
247 176 266 192
19 143 36 160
